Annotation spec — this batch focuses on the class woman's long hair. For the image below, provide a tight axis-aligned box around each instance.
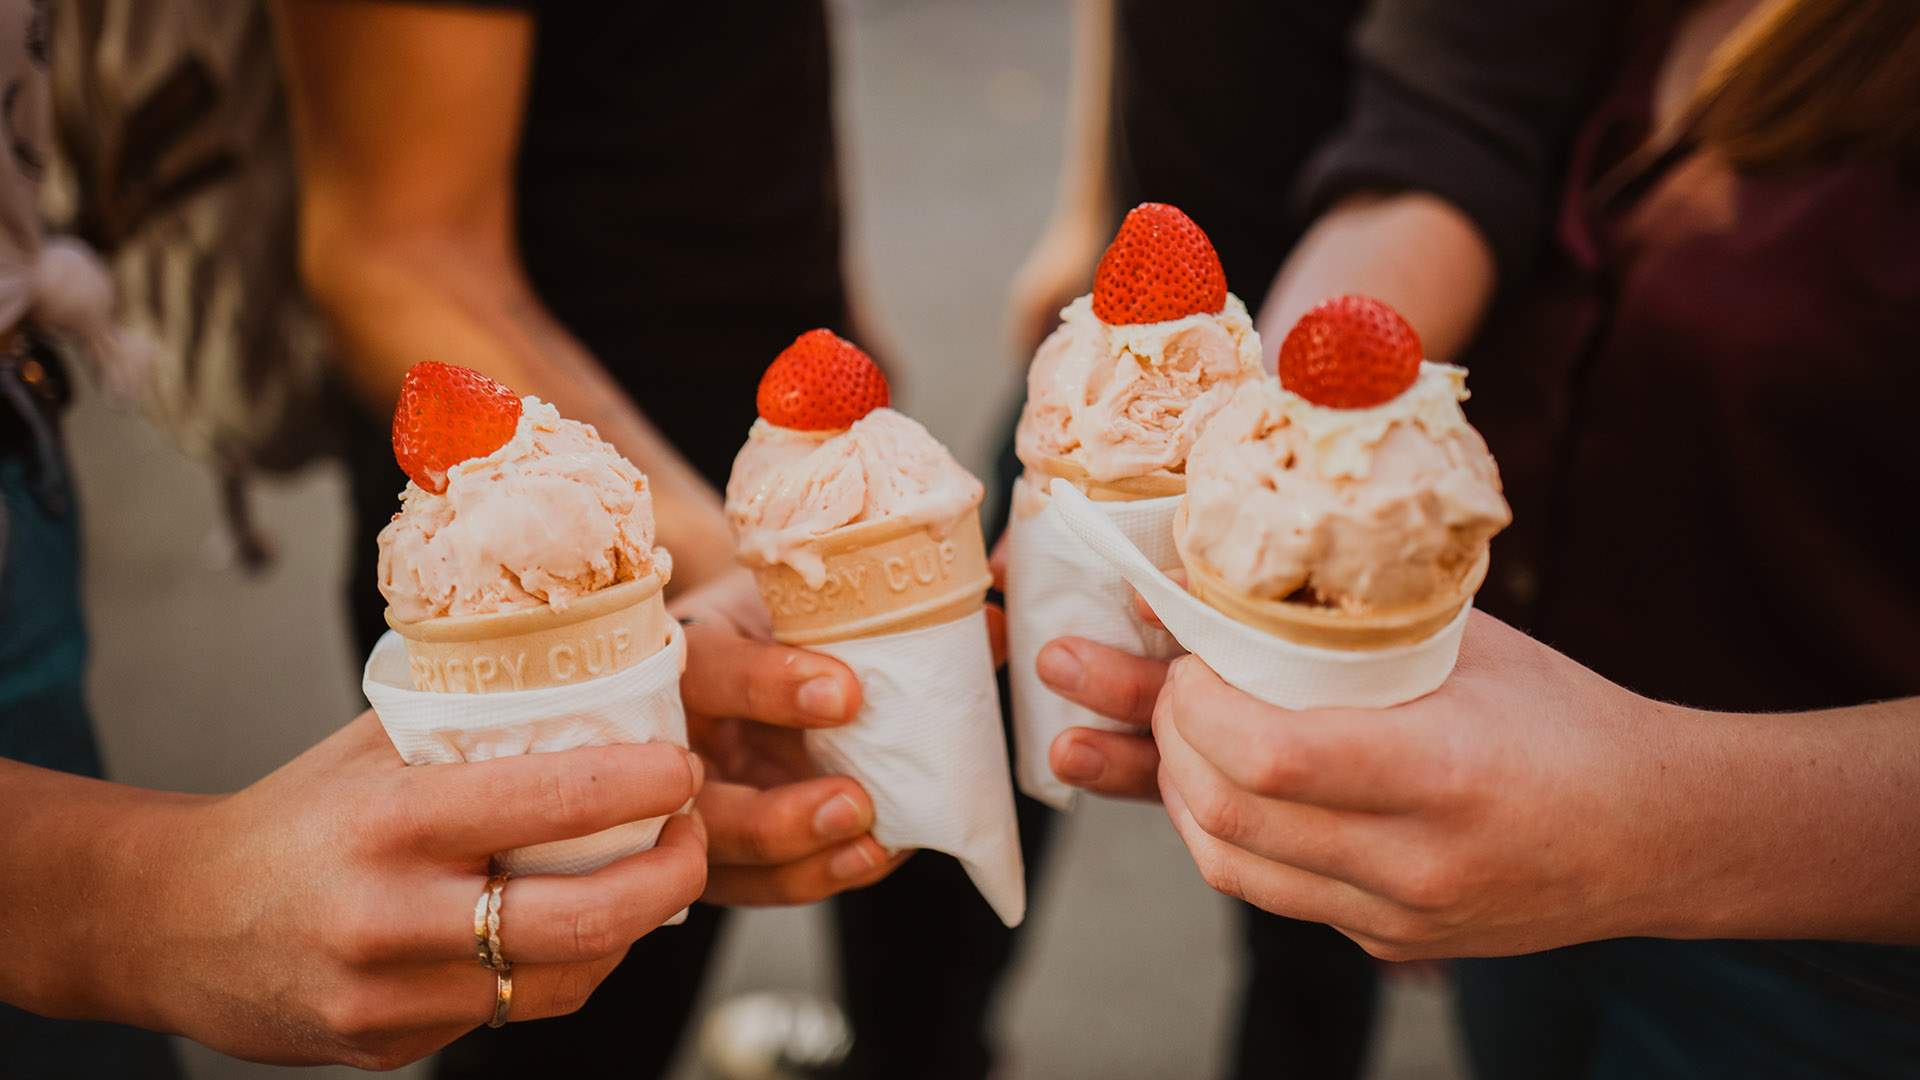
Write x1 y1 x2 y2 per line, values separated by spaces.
1691 0 1920 170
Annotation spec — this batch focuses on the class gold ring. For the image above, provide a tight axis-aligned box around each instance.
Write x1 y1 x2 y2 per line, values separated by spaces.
472 872 511 972
488 964 513 1028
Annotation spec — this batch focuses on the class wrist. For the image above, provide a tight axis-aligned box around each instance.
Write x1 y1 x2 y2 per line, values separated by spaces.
76 790 221 1032
1600 697 1767 942
0 765 211 1025
1562 687 1714 944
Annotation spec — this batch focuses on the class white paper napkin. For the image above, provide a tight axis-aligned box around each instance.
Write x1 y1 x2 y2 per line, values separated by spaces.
1046 479 1471 709
808 608 1025 927
1005 475 1184 810
363 624 691 877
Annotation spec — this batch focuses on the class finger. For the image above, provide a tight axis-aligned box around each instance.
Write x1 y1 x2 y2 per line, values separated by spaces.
1050 727 1161 800
496 954 628 1023
698 777 874 866
400 742 702 856
681 621 862 728
704 838 909 906
403 812 708 965
985 602 1007 669
1130 567 1186 630
1154 694 1407 890
1036 637 1167 727
423 954 625 1028
312 951 629 1052
1163 656 1435 812
1161 773 1386 932
1121 557 1182 626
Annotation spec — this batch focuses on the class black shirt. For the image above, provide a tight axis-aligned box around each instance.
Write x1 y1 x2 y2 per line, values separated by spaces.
507 1 848 485
347 2 847 653
1113 0 1368 312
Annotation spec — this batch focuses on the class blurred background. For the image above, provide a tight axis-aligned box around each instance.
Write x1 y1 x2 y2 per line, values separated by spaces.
70 1 1461 1077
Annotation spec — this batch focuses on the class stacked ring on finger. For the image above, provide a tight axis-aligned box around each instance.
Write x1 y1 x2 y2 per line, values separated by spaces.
472 872 510 972
489 966 514 1028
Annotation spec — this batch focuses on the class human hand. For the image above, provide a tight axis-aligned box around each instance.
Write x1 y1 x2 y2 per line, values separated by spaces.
1151 611 1694 960
142 713 707 1068
1029 635 1171 799
1011 582 1177 800
673 570 907 904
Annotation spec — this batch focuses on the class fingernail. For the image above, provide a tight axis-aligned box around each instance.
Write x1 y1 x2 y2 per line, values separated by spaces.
797 675 848 720
830 840 880 880
1056 742 1104 784
812 793 868 840
685 750 705 790
1036 643 1083 692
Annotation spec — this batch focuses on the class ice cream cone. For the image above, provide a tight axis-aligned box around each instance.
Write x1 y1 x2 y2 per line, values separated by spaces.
1029 455 1185 503
745 510 992 646
384 573 674 694
1174 502 1486 651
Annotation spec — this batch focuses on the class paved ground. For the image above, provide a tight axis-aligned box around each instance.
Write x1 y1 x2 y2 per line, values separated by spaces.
69 2 1464 1077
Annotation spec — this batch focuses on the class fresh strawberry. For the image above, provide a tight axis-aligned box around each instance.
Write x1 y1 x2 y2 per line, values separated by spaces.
391 362 523 493
756 328 890 430
1277 295 1424 409
1090 202 1229 325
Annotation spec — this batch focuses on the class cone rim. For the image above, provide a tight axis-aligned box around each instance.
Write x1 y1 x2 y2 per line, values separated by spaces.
384 572 665 644
1028 455 1185 501
1173 501 1486 648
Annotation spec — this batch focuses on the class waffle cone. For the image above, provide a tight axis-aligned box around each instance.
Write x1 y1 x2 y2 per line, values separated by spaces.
1030 455 1185 502
747 509 992 646
385 574 673 693
1174 502 1486 651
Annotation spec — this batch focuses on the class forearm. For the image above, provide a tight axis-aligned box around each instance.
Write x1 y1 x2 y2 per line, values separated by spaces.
1056 0 1116 231
1258 191 1495 365
304 234 735 592
1637 697 1920 945
0 760 209 1024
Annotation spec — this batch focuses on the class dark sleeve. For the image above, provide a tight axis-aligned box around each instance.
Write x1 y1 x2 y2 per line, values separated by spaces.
1295 0 1617 282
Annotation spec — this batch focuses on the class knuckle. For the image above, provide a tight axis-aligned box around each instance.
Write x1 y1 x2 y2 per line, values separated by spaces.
326 894 390 968
1191 847 1241 898
1408 748 1469 806
743 661 787 721
377 778 437 852
1124 673 1158 723
1390 852 1465 912
317 990 387 1046
1248 742 1309 797
535 768 594 833
549 968 602 1018
768 865 817 906
1358 934 1416 964
567 904 625 958
1186 783 1243 844
1362 905 1434 955
361 1047 416 1073
746 813 785 863
338 1047 396 1073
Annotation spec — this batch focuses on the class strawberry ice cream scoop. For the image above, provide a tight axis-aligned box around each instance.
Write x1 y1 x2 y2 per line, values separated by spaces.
726 409 984 589
1015 204 1261 484
1017 292 1263 483
377 396 671 622
1183 365 1509 611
